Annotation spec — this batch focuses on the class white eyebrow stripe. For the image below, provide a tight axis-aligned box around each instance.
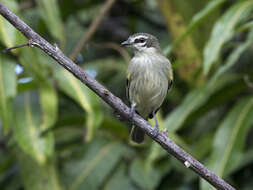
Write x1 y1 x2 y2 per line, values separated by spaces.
135 36 148 39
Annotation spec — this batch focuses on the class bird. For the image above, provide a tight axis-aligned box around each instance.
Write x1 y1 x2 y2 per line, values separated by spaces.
121 33 173 143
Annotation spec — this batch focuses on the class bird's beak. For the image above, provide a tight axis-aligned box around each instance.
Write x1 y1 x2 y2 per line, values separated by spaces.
121 40 131 46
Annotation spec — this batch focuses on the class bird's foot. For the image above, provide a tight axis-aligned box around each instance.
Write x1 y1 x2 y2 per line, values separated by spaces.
150 111 160 137
130 103 136 120
151 125 159 137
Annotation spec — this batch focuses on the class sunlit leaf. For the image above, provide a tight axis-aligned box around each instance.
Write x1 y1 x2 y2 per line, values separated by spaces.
0 0 19 47
39 82 58 129
0 56 16 133
13 91 54 164
201 97 253 190
55 68 103 141
37 0 65 44
203 0 253 75
18 149 62 190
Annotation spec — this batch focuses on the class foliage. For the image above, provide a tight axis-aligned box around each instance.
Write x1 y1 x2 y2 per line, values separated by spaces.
0 0 253 189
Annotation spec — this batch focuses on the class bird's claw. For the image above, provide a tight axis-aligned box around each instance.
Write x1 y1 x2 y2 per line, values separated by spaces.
151 126 159 137
130 103 136 120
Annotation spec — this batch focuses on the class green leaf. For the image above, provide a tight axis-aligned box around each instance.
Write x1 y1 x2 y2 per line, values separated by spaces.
164 0 227 55
104 164 137 190
13 91 54 164
130 158 162 190
0 0 19 47
19 48 50 80
203 0 253 75
236 20 253 33
164 29 253 132
39 82 58 129
210 29 253 83
164 77 234 133
201 97 253 190
37 0 65 44
18 149 62 190
0 56 16 133
63 139 129 190
55 68 103 141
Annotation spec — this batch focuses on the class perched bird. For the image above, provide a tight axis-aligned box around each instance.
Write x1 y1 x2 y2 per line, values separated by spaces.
121 33 173 143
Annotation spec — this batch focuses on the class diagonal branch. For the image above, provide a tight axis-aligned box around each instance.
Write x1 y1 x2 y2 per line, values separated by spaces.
0 3 236 190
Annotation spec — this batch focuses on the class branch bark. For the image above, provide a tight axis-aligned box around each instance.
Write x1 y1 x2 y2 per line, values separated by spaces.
0 3 236 190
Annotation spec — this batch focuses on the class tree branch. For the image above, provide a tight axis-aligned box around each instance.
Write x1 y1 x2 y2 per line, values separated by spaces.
0 3 236 190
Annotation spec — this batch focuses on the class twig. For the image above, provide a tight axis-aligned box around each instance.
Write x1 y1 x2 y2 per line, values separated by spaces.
2 40 33 53
0 3 236 190
91 42 131 63
69 0 116 60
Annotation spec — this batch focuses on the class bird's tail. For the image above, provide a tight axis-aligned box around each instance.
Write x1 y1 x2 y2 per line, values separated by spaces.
130 125 145 144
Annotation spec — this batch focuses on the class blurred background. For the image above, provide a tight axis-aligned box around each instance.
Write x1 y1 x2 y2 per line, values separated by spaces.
0 0 253 189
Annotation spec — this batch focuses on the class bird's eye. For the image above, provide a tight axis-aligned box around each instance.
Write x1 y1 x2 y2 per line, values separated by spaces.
139 38 145 43
134 38 146 43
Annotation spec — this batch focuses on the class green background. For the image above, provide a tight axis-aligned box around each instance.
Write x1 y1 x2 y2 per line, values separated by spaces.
0 0 253 189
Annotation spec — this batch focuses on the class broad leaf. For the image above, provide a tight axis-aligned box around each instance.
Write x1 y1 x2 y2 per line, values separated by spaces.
39 82 58 129
130 158 162 190
104 164 137 190
37 0 65 44
55 68 103 141
13 91 54 164
0 0 19 47
0 56 16 133
203 0 253 75
201 97 253 190
18 149 62 190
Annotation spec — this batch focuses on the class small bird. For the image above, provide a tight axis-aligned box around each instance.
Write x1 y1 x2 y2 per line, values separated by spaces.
121 33 173 143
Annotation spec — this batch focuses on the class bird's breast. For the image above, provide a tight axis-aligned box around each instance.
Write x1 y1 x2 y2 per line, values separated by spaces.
128 57 169 116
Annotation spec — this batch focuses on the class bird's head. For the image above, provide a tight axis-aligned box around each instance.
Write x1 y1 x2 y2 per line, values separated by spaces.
121 33 161 54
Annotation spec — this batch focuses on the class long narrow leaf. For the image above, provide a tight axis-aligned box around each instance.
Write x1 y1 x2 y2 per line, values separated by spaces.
18 149 62 190
0 56 16 133
37 0 65 44
63 139 129 190
164 0 227 55
13 92 54 164
0 0 19 47
55 68 103 141
164 29 253 132
201 97 253 190
203 0 253 75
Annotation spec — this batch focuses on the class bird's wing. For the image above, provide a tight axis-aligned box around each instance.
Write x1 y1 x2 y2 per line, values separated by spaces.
126 72 130 101
149 60 173 119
